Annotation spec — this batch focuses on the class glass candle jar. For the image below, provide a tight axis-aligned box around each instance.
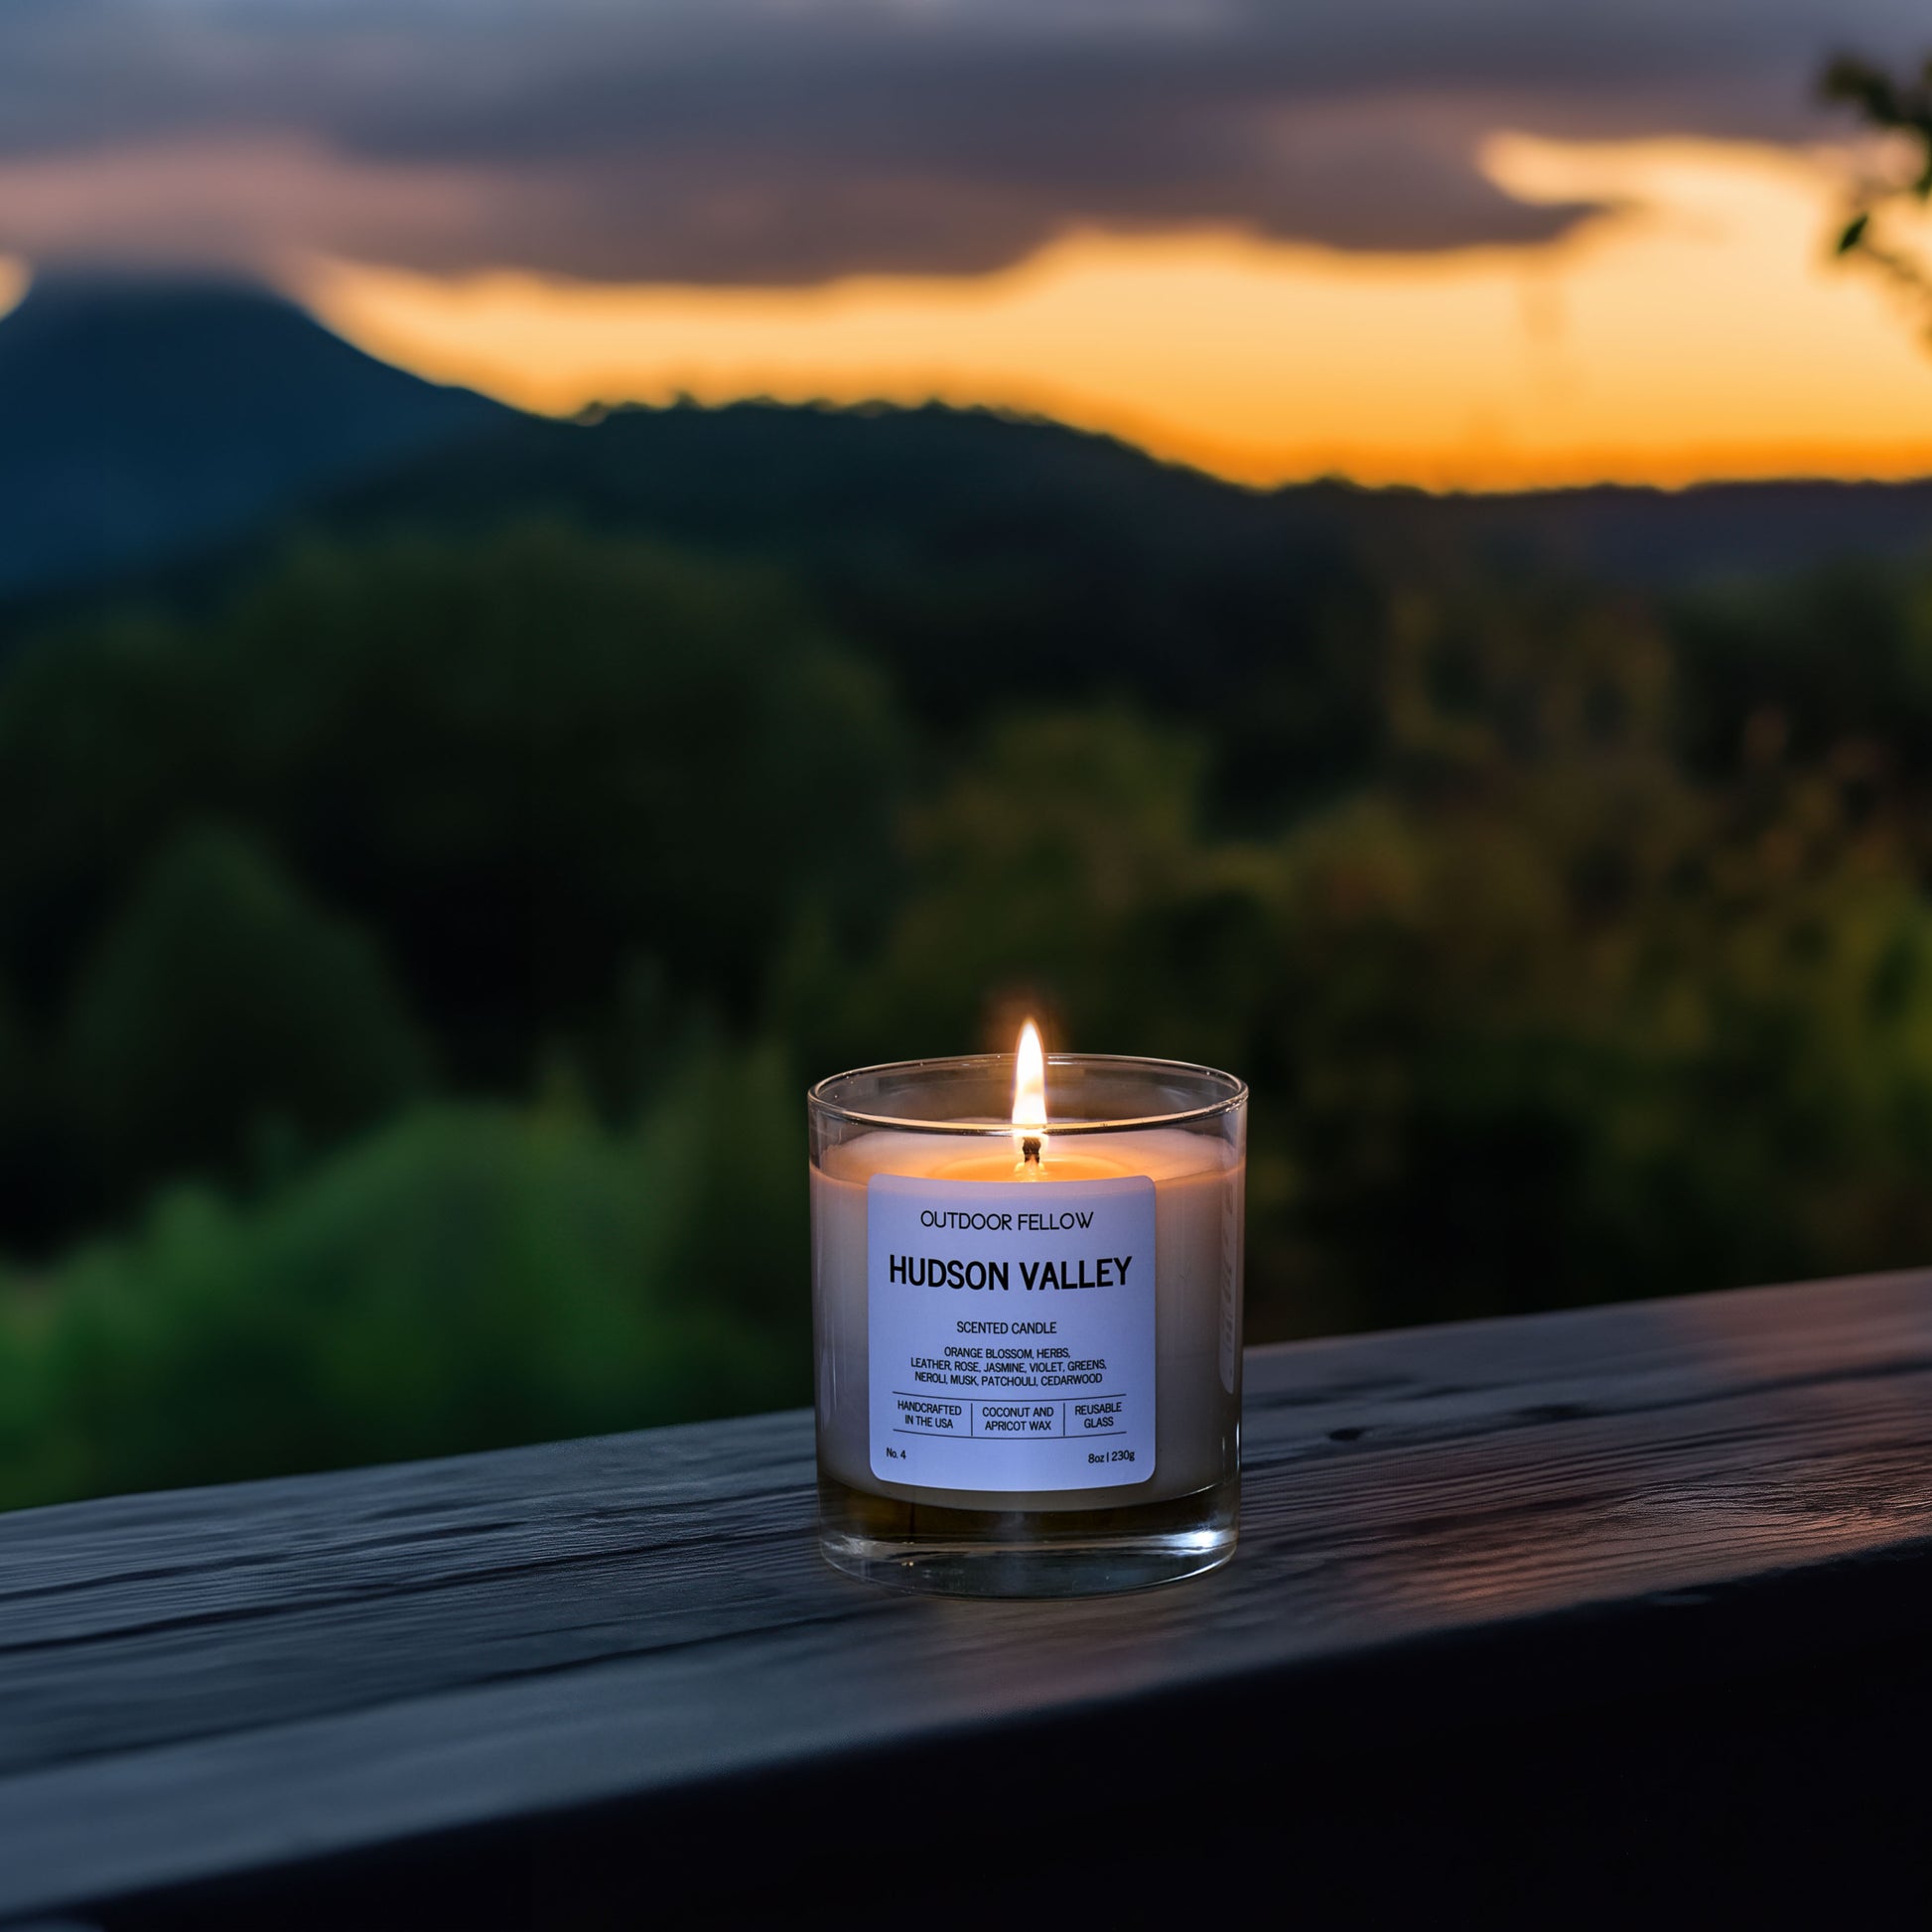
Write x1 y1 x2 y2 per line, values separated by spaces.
809 1049 1246 1595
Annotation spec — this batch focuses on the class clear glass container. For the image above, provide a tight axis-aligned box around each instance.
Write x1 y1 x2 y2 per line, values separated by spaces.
809 1052 1246 1595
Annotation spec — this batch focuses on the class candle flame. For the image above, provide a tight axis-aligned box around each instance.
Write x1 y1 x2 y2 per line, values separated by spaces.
1012 1019 1047 1167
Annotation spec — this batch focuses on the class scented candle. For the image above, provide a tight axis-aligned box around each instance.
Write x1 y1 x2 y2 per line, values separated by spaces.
809 1030 1246 1595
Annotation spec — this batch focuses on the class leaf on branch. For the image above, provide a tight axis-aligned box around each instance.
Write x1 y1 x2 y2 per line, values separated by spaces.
1822 56 1897 120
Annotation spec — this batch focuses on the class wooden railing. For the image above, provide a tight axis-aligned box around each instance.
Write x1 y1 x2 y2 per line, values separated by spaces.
3 1271 1930 1928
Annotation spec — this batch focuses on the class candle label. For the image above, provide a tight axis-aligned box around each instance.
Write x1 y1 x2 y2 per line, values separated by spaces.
867 1173 1157 1492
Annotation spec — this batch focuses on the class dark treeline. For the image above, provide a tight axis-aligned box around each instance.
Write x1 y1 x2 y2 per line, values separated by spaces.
4 411 1932 1508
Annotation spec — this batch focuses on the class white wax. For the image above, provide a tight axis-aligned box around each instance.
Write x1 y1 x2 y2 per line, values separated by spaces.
812 1127 1243 1511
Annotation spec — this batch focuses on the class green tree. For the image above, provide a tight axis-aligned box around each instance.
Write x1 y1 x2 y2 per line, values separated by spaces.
0 1042 806 1511
0 527 903 1095
790 707 1271 1078
65 824 428 1204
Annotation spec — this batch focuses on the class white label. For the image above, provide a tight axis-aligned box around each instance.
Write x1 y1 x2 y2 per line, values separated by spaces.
867 1173 1157 1493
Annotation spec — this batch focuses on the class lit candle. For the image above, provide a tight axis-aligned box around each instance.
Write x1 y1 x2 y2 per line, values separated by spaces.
808 1027 1246 1595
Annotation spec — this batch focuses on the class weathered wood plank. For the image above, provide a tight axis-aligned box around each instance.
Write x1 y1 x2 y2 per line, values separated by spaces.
1 1271 1929 1923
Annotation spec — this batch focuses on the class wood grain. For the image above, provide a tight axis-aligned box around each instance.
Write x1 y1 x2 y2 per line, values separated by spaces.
1 1271 1929 1923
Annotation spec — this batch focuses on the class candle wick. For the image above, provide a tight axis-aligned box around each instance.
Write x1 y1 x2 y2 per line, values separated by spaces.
1021 1137 1041 1166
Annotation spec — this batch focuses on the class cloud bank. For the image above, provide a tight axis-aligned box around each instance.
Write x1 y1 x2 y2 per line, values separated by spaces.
0 0 1921 284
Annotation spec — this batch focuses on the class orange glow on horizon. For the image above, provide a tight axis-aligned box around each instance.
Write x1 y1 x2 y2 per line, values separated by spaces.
9 134 1932 494
290 136 1932 492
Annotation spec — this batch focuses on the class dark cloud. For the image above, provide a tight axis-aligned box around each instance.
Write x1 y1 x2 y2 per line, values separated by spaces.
0 0 1919 284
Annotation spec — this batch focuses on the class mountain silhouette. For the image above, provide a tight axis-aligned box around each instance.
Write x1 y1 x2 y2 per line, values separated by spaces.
339 395 1932 595
1 275 1929 614
0 276 509 596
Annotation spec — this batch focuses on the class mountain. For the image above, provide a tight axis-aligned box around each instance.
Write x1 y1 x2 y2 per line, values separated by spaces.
336 398 1932 594
0 276 510 596
334 402 1342 704
1 275 1929 616
318 403 1932 724
1368 477 1932 587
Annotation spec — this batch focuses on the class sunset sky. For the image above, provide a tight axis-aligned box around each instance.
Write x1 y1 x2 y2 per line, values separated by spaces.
3 1 1930 490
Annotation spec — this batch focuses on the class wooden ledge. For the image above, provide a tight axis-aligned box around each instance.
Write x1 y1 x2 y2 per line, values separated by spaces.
3 1271 1930 1926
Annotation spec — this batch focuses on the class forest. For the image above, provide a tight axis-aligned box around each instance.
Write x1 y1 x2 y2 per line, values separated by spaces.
4 403 1932 1508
